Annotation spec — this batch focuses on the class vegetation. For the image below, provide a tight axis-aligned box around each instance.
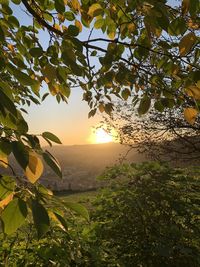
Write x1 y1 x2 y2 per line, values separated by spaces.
1 162 200 266
92 162 200 266
0 0 200 265
102 103 200 162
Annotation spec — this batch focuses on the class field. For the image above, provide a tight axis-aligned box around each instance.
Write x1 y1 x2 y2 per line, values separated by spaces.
57 190 98 210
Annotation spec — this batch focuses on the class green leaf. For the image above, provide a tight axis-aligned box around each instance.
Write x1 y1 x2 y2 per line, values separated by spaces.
94 18 104 29
54 212 68 231
138 96 151 115
1 198 27 235
121 88 131 100
63 202 89 221
0 25 5 42
67 25 79 36
0 176 15 200
7 64 39 86
0 80 14 101
64 11 75 21
12 141 29 169
189 0 199 16
168 17 187 36
29 47 43 57
0 89 17 117
43 151 62 178
42 132 62 144
8 16 20 28
0 140 12 157
42 64 57 82
55 0 65 13
11 0 21 4
31 200 50 238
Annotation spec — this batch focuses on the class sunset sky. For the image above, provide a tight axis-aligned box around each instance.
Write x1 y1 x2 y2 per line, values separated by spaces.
25 89 102 145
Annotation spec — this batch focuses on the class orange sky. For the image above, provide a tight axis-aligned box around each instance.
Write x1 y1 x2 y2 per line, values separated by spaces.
25 88 102 146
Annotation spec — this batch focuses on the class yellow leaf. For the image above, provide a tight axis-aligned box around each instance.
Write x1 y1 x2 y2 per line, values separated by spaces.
58 14 65 23
179 32 196 56
71 0 80 11
75 20 82 32
108 30 116 40
48 83 60 96
0 193 13 209
25 152 44 183
88 3 102 17
0 155 8 168
186 85 200 100
8 44 14 52
128 23 135 33
184 107 198 125
54 24 61 31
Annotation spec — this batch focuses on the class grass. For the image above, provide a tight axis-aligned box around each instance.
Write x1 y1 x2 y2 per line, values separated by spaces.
57 190 98 210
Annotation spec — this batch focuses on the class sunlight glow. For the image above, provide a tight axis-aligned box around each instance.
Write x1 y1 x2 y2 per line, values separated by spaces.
95 128 113 143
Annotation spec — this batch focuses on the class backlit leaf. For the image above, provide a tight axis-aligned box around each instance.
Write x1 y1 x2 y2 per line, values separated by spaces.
64 202 89 221
0 155 8 168
184 107 198 125
25 152 44 183
1 198 27 235
0 193 13 209
0 176 15 200
88 3 102 17
186 85 200 100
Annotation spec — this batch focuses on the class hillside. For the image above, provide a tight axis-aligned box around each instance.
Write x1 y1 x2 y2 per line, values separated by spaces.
41 143 145 191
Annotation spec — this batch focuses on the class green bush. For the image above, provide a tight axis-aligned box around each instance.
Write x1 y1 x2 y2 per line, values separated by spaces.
92 162 200 267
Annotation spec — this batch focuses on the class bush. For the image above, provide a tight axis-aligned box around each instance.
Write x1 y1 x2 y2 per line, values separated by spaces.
92 162 200 267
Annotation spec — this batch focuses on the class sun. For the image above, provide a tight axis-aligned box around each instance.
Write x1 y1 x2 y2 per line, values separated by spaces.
95 128 113 143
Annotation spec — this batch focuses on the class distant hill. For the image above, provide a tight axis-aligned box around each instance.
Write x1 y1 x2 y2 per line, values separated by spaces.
41 143 145 191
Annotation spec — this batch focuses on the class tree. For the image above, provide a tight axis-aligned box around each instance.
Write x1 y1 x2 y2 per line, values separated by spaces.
0 0 199 234
102 103 200 163
92 162 200 266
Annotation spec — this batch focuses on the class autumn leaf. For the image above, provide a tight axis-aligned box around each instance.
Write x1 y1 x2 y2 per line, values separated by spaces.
186 85 200 100
184 107 198 125
179 32 196 56
25 152 44 183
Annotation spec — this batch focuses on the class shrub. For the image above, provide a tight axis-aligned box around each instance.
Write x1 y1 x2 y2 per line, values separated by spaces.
92 162 200 267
